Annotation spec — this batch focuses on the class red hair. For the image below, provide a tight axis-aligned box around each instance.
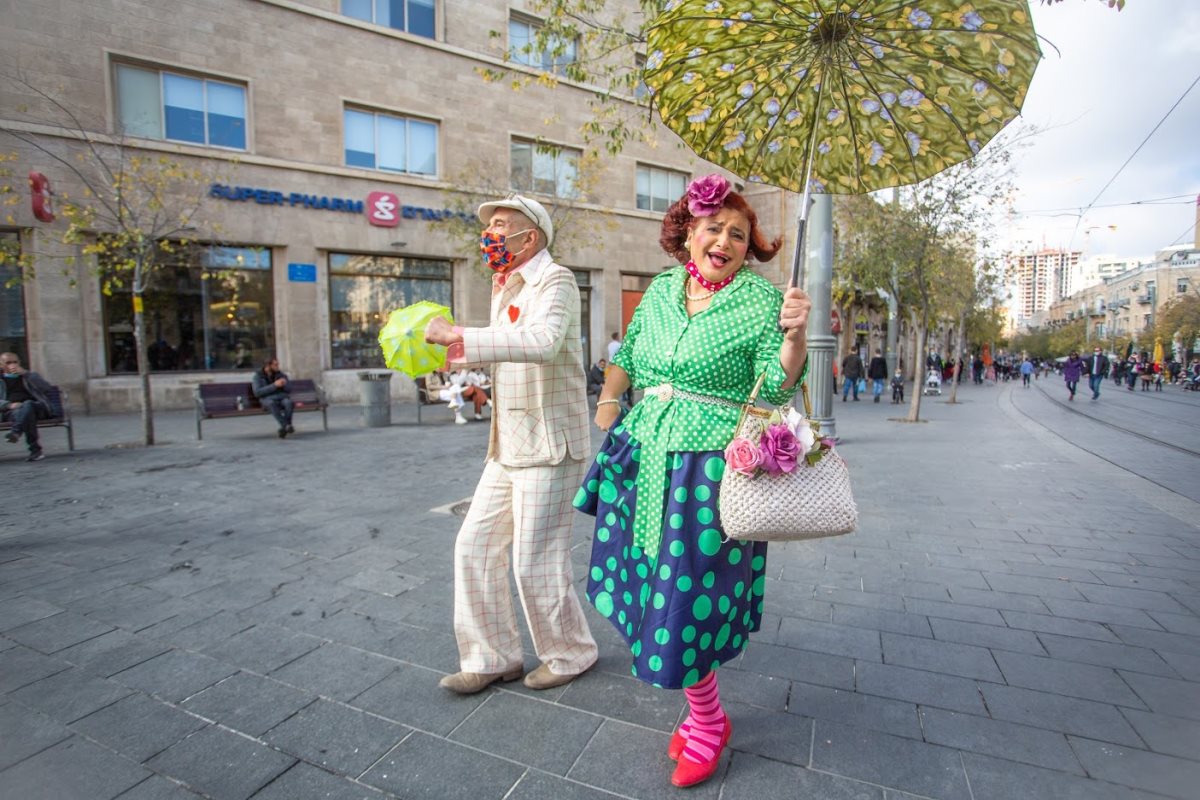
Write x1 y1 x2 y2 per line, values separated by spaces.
659 191 782 264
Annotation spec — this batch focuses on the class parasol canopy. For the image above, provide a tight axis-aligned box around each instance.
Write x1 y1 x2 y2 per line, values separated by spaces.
378 301 455 378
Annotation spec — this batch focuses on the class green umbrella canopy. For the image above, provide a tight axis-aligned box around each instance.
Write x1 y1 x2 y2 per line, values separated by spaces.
644 0 1042 195
378 301 455 379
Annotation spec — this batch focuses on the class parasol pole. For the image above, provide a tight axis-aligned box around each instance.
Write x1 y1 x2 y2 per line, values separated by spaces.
788 60 829 289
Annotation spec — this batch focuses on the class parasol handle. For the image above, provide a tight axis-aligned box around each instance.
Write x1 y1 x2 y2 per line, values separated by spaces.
788 68 827 289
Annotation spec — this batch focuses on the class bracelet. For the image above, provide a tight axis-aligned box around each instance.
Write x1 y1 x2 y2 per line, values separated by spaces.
596 399 621 407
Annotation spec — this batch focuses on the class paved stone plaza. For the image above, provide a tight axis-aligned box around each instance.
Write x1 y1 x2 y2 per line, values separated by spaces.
1 381 1198 799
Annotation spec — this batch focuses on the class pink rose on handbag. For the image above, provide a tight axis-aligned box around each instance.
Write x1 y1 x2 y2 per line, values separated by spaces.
760 424 800 475
687 174 732 217
725 436 762 476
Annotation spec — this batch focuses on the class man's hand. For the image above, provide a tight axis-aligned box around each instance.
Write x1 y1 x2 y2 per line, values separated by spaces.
424 317 461 346
274 378 287 388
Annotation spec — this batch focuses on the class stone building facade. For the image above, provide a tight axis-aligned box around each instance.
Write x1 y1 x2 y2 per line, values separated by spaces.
1 0 799 411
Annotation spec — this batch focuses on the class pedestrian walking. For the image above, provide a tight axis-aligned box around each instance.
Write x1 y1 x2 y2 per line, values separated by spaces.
1086 347 1109 399
1062 351 1085 401
841 349 863 401
867 348 888 403
424 194 598 695
1020 357 1034 387
579 174 811 789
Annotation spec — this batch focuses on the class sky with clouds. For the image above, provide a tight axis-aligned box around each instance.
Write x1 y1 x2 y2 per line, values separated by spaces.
1005 1 1200 260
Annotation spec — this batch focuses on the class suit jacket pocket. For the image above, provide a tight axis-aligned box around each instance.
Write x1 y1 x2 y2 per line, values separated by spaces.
505 407 563 464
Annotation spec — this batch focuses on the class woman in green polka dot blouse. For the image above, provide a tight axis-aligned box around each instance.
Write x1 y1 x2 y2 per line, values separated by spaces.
574 175 811 788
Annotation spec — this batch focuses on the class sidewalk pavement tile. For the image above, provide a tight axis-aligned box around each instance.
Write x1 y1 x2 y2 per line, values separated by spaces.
1147 609 1200 636
554 670 683 731
4 611 114 654
927 617 1046 655
199 623 324 674
1118 671 1200 720
854 661 986 716
733 641 855 690
359 730 526 800
145 725 295 800
775 617 883 661
1118 708 1200 759
716 668 790 712
1068 735 1200 798
149 610 254 649
813 586 905 612
879 632 1003 682
0 737 149 800
448 691 602 775
350 664 488 735
115 775 206 799
944 586 1051 614
70 692 207 762
831 604 934 639
990 650 1146 707
960 751 1162 800
1036 631 1179 676
376 623 461 672
0 596 64 631
181 672 317 737
0 701 71 771
1041 597 1164 628
724 700 813 766
918 707 1082 773
268 642 397 702
110 650 236 702
297 609 407 649
810 719 971 800
263 698 408 775
978 684 1142 746
567 719 722 800
504 771 628 800
250 762 391 799
721 752 884 799
786 682 922 740
0 645 70 693
997 609 1120 642
1107 622 1200 656
902 598 1005 626
55 629 170 678
10 666 133 724
1076 583 1194 614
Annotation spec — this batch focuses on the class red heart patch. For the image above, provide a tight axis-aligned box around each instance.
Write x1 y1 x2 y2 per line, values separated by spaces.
508 305 520 323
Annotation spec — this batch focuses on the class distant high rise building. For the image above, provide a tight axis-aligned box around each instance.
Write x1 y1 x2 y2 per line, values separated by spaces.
1006 248 1082 324
1069 253 1144 296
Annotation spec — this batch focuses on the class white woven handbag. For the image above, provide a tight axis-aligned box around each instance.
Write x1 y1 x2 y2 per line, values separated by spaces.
718 376 857 542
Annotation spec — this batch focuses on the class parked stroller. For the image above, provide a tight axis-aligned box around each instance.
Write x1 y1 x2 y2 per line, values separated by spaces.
922 368 942 396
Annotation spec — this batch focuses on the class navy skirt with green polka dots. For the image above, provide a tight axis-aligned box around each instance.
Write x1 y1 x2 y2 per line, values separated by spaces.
574 422 768 689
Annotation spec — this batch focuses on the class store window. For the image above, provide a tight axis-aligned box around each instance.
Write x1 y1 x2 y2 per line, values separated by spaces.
511 139 579 198
508 14 576 74
636 165 688 213
342 0 435 38
114 63 246 149
0 232 28 365
104 246 273 374
329 254 452 369
344 108 438 176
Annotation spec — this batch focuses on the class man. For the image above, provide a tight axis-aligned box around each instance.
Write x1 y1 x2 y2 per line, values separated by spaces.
251 357 294 438
1086 347 1109 400
841 348 863 401
866 348 888 403
425 194 597 695
606 332 621 363
587 358 607 397
1 352 58 462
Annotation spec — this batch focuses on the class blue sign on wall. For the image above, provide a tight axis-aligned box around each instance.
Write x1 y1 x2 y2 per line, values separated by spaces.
288 263 317 282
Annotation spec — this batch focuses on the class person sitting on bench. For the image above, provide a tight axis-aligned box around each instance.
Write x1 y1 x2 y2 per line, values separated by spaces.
1 352 58 462
252 356 295 438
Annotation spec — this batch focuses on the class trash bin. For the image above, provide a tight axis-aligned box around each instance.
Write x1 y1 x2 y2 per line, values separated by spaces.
357 371 392 427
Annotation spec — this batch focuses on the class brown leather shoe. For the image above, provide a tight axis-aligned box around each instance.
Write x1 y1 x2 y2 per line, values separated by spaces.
438 666 523 695
522 662 591 690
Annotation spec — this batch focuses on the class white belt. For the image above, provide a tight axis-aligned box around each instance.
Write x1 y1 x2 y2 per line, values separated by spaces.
642 383 742 409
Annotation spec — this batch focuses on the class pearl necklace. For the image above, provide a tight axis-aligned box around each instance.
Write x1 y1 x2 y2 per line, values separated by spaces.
685 278 716 302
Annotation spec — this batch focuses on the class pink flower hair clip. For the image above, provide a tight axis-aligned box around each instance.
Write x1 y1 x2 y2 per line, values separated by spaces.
686 174 732 217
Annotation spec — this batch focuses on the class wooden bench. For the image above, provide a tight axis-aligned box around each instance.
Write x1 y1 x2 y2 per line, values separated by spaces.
33 385 74 451
194 379 328 440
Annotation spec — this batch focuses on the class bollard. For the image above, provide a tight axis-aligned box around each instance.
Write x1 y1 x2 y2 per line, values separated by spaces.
357 371 393 427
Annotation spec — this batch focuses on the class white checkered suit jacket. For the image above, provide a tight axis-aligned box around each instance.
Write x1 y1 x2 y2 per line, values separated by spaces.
460 249 590 467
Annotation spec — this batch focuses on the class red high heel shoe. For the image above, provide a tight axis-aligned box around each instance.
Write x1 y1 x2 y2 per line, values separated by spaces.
670 719 732 788
668 727 688 761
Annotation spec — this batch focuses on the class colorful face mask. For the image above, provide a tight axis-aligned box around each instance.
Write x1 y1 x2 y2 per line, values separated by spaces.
480 229 532 272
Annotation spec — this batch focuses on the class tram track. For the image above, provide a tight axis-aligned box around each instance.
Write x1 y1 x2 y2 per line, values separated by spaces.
1029 382 1200 459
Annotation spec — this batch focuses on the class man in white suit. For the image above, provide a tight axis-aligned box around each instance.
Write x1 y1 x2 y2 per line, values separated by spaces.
425 195 598 694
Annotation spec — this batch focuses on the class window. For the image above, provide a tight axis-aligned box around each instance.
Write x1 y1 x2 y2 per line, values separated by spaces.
342 0 435 39
633 53 650 101
0 232 28 366
1178 279 1189 294
636 165 688 213
329 254 452 369
508 15 576 74
510 139 579 198
344 108 438 176
114 64 246 149
103 246 273 374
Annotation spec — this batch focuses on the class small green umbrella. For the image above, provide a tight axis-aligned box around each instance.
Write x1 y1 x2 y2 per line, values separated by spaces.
645 0 1041 283
378 301 455 378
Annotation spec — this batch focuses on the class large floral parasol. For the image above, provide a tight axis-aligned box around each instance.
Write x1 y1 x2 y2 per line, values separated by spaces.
644 0 1041 283
378 301 455 378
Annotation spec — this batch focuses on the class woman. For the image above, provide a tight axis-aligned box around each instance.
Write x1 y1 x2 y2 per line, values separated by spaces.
1062 351 1085 401
575 175 810 788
